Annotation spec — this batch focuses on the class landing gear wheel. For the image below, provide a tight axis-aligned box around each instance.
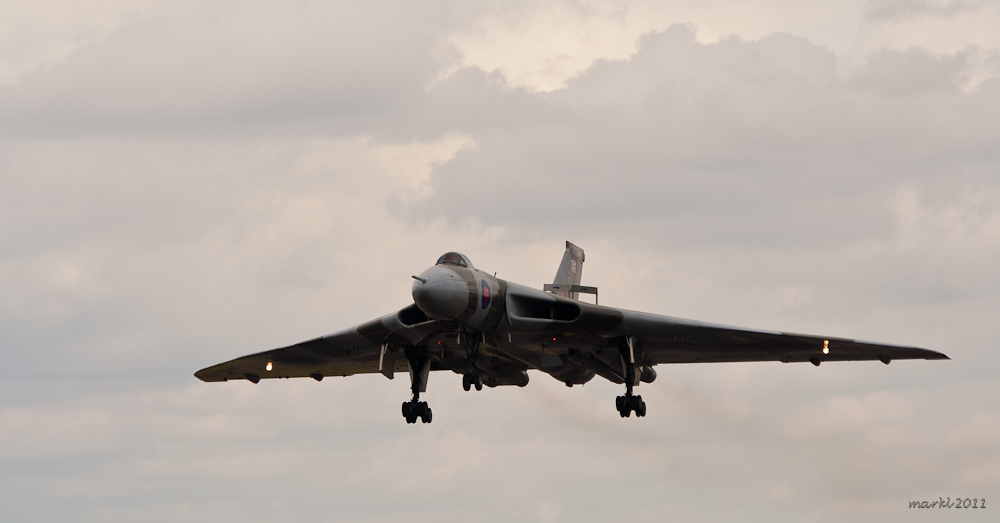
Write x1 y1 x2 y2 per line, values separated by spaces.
462 374 472 391
402 401 432 424
628 395 644 417
616 394 647 418
616 395 633 417
474 374 483 391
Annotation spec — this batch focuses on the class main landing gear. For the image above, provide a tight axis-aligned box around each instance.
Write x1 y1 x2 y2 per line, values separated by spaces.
616 336 647 418
402 400 431 424
460 329 483 392
402 347 432 424
616 393 646 418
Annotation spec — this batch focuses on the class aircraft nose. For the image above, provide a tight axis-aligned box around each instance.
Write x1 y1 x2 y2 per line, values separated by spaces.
411 267 470 320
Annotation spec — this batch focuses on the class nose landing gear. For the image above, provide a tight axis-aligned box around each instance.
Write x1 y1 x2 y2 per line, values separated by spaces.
462 372 483 391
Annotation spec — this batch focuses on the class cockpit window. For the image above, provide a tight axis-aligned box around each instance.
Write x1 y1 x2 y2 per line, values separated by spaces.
436 252 471 268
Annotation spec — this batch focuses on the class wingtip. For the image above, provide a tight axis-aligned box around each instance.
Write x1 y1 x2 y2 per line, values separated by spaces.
194 367 221 382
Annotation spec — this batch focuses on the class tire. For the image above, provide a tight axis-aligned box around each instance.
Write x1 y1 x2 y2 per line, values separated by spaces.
474 375 483 391
463 375 471 391
638 401 646 417
402 402 411 418
616 396 625 412
423 408 433 423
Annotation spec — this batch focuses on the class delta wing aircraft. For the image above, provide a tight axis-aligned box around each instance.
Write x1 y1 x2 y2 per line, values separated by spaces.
196 242 948 423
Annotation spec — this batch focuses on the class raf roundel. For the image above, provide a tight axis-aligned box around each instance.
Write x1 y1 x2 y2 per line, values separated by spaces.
481 280 491 309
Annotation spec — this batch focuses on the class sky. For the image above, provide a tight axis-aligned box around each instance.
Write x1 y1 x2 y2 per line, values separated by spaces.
1 0 999 521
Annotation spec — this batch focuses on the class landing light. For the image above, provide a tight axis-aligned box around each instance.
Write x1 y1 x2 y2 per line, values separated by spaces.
266 362 273 371
822 340 829 355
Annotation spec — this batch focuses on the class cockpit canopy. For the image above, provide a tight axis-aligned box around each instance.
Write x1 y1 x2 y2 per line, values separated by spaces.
436 252 472 268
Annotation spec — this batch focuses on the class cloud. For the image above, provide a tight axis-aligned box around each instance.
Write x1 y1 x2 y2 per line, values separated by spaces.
0 0 153 84
447 1 877 91
413 24 1000 253
0 1 458 138
864 0 981 21
0 134 484 380
855 0 1000 86
850 46 974 94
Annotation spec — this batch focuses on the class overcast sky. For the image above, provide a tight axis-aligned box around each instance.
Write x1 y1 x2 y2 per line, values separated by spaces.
1 1 998 521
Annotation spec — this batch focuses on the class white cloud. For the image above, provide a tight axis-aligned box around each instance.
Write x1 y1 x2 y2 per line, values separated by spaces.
448 1 874 91
0 0 145 84
447 1 1000 92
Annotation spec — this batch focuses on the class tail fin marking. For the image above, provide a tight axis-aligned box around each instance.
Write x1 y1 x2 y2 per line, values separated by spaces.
552 241 585 300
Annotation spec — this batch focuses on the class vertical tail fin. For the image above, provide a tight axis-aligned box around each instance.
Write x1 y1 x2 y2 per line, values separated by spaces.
552 241 585 300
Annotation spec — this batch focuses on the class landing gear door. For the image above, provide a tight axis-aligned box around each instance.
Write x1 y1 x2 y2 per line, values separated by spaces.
379 343 396 380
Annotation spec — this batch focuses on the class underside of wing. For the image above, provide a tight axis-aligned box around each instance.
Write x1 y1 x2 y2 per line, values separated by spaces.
194 305 450 383
490 289 947 389
192 335 407 383
617 310 949 365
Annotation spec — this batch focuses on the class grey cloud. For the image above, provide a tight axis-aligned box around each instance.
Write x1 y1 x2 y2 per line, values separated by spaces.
0 2 458 139
865 0 983 21
2 366 996 522
410 25 1000 249
0 1 569 145
850 47 974 95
